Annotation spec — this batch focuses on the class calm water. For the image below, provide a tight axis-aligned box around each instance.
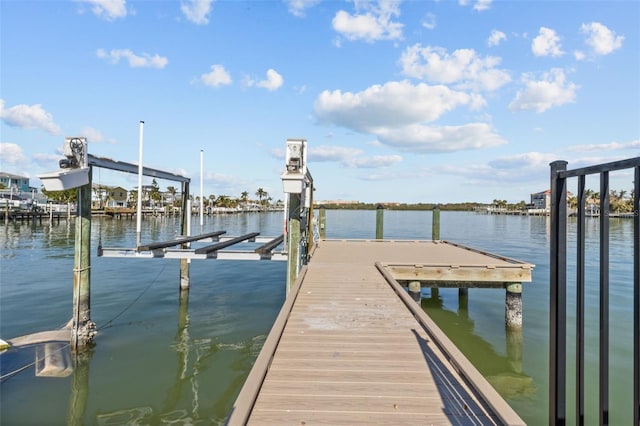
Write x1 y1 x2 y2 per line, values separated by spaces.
0 210 636 425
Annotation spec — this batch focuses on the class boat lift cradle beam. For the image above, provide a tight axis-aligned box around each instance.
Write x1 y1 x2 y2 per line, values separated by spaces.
88 154 190 183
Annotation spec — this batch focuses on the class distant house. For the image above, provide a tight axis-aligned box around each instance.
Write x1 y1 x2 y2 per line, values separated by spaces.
0 172 30 193
530 189 575 212
92 184 128 208
530 190 551 210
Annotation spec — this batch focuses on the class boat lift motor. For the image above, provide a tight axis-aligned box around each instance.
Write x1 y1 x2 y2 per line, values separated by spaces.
39 137 90 191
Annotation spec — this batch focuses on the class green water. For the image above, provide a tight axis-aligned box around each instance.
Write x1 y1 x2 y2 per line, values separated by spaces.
0 211 636 424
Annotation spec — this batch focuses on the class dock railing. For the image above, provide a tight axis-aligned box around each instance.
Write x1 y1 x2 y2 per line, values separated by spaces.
549 157 639 425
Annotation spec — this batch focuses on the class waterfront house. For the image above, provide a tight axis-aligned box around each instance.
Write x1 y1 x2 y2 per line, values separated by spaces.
530 190 551 210
0 172 31 193
92 184 128 209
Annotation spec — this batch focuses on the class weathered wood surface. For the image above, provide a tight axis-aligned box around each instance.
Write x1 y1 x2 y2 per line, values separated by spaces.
230 239 527 425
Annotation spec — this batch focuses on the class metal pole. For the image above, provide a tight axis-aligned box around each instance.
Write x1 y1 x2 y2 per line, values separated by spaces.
549 160 568 425
577 175 586 425
599 171 610 425
634 166 640 426
199 149 204 228
136 121 144 247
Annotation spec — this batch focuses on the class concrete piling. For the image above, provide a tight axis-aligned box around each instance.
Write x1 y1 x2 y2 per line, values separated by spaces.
505 282 523 329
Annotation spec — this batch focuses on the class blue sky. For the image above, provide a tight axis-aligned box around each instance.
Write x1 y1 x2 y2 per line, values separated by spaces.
1 0 638 204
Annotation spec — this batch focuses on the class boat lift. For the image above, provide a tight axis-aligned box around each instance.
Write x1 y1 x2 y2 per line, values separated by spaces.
99 231 287 261
33 128 294 351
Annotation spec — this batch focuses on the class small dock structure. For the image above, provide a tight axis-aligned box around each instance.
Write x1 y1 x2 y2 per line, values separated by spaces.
228 238 533 425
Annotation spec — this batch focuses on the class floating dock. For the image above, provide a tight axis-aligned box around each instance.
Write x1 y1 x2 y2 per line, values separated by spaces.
228 239 532 425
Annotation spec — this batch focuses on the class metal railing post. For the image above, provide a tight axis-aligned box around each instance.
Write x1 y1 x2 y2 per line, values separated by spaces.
634 166 640 426
576 175 586 425
599 172 610 425
549 160 568 425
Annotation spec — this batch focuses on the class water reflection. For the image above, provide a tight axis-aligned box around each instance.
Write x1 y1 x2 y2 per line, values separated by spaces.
68 348 92 426
421 291 535 400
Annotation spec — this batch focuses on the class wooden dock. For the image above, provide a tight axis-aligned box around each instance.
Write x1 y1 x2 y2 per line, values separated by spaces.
228 239 532 425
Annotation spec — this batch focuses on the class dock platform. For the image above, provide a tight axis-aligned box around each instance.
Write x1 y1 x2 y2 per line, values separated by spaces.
228 239 532 425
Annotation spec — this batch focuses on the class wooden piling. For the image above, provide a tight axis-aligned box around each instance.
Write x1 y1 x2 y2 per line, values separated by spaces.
179 181 190 290
286 194 301 296
318 205 326 239
71 173 96 351
376 204 384 239
432 204 440 240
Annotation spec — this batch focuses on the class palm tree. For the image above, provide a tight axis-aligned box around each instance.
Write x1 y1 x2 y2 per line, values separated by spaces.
255 188 266 204
167 186 177 206
241 191 249 204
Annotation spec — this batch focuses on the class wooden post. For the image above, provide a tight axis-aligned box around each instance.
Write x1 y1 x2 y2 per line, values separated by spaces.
71 172 96 351
505 282 523 329
286 194 301 297
432 204 440 240
376 204 384 240
179 181 190 290
319 205 326 239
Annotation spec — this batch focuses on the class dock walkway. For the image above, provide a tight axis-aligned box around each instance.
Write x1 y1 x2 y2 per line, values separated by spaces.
228 239 531 425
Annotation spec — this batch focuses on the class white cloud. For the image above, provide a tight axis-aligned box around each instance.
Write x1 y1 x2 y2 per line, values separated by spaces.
96 48 168 69
488 151 557 170
509 68 578 113
196 65 232 87
0 99 61 134
574 50 586 61
309 145 364 162
79 126 116 144
75 0 127 20
532 27 564 57
307 145 402 168
314 80 475 132
33 152 64 168
332 0 403 43
0 143 28 165
473 0 492 11
459 0 493 11
399 44 511 91
181 0 215 25
421 13 436 30
255 69 284 91
274 144 403 169
375 122 506 152
487 30 506 47
345 154 402 168
438 151 555 183
285 0 321 17
581 22 624 56
566 139 640 152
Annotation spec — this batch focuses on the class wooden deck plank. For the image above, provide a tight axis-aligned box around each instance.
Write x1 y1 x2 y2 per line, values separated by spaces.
229 239 527 426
